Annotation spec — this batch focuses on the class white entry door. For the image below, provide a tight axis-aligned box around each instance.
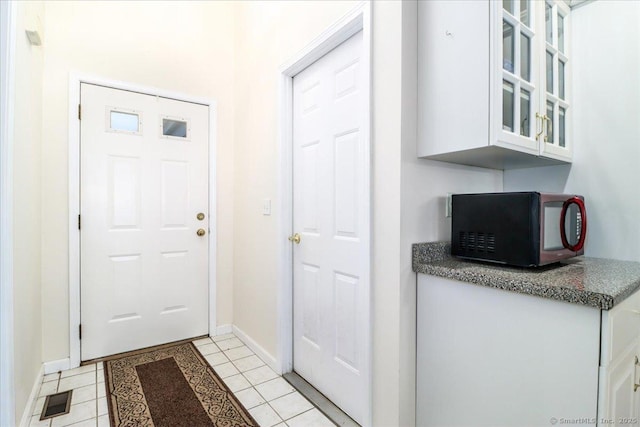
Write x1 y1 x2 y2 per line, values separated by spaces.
80 83 209 360
292 31 369 424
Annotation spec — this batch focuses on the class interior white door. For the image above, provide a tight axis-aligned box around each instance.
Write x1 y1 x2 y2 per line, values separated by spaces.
80 83 209 360
292 31 369 424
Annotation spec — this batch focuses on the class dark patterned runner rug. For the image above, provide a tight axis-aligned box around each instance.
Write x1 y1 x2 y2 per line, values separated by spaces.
104 341 258 427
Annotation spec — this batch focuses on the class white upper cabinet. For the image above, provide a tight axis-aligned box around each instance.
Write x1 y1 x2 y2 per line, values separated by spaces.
417 0 572 170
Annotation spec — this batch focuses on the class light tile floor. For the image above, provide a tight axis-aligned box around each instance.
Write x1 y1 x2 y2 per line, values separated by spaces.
30 334 335 427
29 363 108 427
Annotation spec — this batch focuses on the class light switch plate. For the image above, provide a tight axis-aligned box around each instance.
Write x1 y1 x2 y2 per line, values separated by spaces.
262 199 271 216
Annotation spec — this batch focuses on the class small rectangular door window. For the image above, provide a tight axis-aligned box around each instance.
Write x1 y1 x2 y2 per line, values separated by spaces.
503 81 515 132
520 89 531 137
546 51 554 94
162 118 188 138
109 109 141 134
503 21 515 73
503 0 515 15
559 107 566 147
559 61 566 100
520 0 529 27
520 33 530 81
160 116 190 140
558 14 565 53
546 101 554 143
545 2 553 44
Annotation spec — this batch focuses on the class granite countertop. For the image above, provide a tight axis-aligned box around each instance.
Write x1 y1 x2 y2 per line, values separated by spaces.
412 242 640 310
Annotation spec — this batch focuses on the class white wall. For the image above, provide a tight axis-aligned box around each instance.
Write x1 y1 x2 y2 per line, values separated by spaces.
232 2 503 425
231 2 424 424
371 2 404 424
16 1 580 425
231 0 358 364
40 1 237 362
504 0 640 262
399 2 503 425
12 1 44 420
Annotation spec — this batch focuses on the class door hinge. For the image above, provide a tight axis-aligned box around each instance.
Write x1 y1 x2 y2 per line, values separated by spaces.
78 214 81 230
78 104 81 120
79 324 82 340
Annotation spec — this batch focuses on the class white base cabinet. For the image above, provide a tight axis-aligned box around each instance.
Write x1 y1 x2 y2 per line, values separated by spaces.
599 346 640 427
416 274 640 427
598 290 640 426
417 274 640 427
417 275 600 426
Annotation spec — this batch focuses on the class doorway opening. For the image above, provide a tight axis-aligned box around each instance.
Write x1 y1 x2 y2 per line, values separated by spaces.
276 3 372 426
68 75 218 369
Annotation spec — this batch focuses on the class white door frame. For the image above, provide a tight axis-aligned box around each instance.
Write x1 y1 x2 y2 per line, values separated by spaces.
0 1 17 425
68 74 218 369
276 2 372 425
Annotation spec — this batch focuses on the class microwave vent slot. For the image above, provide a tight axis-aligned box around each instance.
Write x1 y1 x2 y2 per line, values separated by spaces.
487 233 495 253
477 233 485 252
467 232 476 251
459 231 495 254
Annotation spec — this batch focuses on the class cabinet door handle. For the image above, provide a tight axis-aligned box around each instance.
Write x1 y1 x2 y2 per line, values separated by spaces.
634 356 640 392
544 115 552 143
535 113 548 142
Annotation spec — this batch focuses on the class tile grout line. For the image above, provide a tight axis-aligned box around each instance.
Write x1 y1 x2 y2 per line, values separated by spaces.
203 336 330 427
264 390 320 426
247 374 297 425
233 358 285 426
282 406 317 423
49 371 60 427
199 338 279 424
256 373 329 424
228 352 259 363
209 336 318 427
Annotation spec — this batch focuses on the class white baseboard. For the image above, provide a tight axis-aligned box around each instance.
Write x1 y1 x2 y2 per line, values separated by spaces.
43 358 70 375
213 324 232 336
232 325 280 374
19 364 43 427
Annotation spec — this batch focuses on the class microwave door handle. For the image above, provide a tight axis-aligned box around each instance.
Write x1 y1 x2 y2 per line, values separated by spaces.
560 197 588 252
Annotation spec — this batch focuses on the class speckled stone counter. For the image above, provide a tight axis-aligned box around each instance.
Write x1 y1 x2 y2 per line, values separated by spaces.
412 241 640 309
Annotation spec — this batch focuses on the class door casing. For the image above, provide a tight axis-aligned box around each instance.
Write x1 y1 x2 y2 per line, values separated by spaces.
0 1 17 425
68 74 218 370
276 2 372 426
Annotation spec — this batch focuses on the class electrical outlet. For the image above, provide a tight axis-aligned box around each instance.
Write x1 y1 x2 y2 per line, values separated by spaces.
445 193 453 218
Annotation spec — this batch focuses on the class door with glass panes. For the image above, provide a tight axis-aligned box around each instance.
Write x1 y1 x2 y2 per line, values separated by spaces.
497 0 570 161
80 83 210 361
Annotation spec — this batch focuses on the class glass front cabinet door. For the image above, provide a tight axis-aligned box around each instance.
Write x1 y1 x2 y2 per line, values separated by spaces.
495 0 571 161
416 0 572 169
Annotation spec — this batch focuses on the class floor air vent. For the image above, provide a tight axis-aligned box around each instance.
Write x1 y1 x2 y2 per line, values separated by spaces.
40 390 73 420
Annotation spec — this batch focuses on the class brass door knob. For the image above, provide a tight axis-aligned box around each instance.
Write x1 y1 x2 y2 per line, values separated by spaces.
288 233 301 244
197 213 205 221
197 228 206 237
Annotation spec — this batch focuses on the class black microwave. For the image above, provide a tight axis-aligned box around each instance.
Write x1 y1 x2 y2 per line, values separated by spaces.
451 192 587 267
